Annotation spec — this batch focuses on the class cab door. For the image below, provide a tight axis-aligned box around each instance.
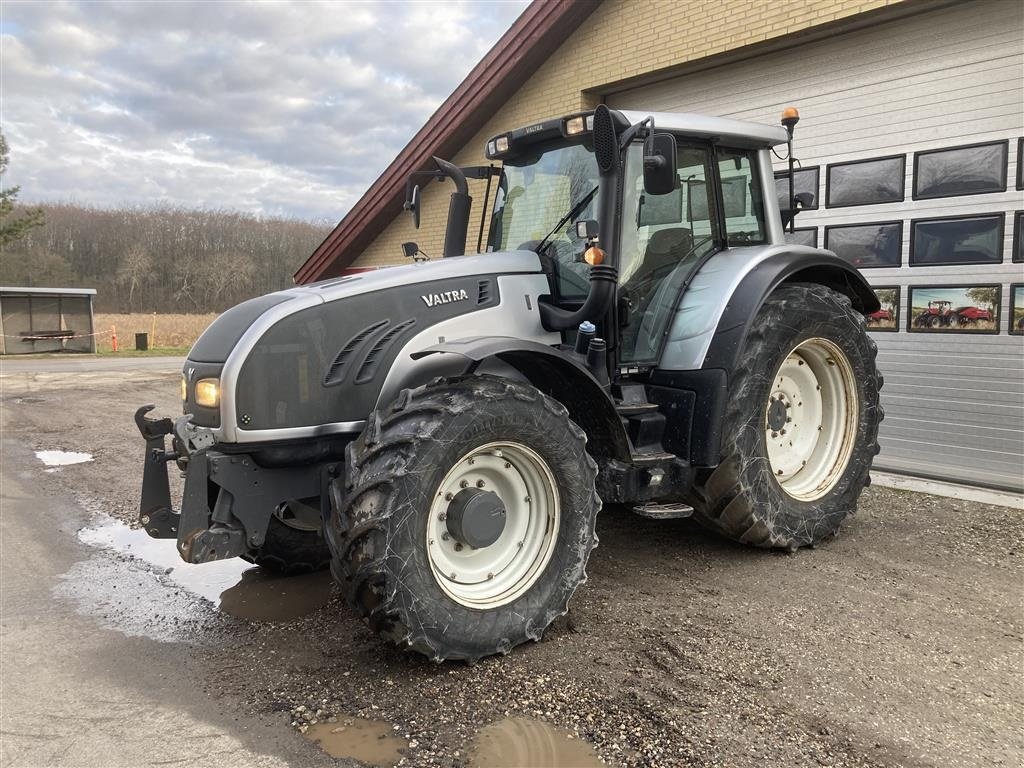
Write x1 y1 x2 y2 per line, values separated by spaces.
616 142 770 367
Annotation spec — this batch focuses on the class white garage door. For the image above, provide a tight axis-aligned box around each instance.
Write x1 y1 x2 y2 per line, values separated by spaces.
607 0 1024 491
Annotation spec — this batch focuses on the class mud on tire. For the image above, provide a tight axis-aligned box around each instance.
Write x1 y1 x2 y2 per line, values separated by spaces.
326 375 601 662
688 284 883 549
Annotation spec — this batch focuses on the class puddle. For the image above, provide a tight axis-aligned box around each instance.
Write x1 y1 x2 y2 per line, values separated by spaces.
78 516 250 604
303 717 407 766
36 449 93 471
219 569 332 621
470 717 602 767
59 515 334 639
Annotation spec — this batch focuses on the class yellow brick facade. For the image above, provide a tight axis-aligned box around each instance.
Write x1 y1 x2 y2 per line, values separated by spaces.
353 0 898 268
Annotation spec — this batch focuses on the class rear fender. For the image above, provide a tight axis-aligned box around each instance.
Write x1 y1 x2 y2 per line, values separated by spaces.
701 251 879 376
411 337 631 461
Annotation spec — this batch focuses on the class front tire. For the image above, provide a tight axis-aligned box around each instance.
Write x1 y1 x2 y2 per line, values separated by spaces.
688 284 882 549
326 375 600 662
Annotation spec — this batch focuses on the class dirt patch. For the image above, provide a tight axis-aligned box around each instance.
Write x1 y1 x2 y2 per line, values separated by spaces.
3 374 1022 767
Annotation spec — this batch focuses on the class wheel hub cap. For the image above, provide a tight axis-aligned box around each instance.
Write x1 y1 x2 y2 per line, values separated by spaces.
765 337 858 501
446 488 507 549
426 442 560 609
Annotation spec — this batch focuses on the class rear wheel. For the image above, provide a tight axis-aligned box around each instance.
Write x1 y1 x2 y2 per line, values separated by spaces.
688 284 882 549
327 375 600 662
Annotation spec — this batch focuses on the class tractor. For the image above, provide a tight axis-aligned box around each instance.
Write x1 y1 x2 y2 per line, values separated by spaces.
136 105 883 662
914 300 956 328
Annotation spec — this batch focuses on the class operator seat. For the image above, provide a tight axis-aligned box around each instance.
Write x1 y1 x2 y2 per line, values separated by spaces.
625 227 694 305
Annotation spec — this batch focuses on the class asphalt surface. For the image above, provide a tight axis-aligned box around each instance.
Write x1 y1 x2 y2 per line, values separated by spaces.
0 355 183 373
1 360 1021 767
0 441 338 768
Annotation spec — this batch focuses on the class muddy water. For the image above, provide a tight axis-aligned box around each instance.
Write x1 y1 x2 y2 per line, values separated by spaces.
469 717 603 767
77 516 332 621
219 569 332 621
303 718 407 766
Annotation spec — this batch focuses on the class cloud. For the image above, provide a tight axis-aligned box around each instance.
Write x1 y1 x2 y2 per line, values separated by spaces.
0 0 528 220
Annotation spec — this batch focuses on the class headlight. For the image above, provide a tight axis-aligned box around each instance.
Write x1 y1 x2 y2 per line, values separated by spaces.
194 378 220 408
180 375 187 402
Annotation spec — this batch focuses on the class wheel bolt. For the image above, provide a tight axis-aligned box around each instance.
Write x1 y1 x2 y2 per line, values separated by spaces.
780 429 786 435
517 541 524 548
524 496 531 503
771 431 778 438
786 417 792 423
776 469 784 475
487 572 494 580
459 480 469 489
785 402 791 409
504 462 511 469
476 479 485 488
429 539 435 545
442 532 450 541
438 512 447 521
444 492 453 501
468 458 475 465
454 543 463 552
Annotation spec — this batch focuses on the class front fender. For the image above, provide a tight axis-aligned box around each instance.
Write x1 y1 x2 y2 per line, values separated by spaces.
412 337 631 461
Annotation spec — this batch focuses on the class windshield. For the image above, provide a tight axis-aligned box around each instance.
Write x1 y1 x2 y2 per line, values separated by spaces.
488 142 599 299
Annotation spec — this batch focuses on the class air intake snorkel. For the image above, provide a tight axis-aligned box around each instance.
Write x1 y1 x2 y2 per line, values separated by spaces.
539 105 621 331
433 157 472 257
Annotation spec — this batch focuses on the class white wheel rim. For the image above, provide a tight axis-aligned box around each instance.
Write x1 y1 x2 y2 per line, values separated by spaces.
426 441 560 609
764 337 859 501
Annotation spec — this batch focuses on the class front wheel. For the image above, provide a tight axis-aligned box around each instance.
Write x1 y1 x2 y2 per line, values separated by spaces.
688 284 883 549
326 375 600 662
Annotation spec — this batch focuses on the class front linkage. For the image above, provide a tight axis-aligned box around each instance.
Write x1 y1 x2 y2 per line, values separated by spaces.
134 405 330 564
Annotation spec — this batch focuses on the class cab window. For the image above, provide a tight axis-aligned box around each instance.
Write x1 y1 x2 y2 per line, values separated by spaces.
716 148 767 245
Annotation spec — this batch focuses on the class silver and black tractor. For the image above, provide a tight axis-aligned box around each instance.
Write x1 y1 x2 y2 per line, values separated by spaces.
136 105 882 662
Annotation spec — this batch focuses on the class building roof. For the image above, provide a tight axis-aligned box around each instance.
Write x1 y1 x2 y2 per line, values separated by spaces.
0 286 97 296
293 0 599 284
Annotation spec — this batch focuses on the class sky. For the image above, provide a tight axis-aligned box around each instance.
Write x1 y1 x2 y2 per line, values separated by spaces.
0 0 528 221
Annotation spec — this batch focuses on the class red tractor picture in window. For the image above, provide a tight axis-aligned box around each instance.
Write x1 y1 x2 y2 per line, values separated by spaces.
865 307 893 325
913 300 993 328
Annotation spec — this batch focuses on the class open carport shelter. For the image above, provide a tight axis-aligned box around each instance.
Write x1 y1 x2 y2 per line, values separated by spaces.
296 0 1024 492
0 287 97 354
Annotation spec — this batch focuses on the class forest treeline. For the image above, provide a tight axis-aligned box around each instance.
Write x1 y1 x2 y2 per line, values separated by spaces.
0 203 334 312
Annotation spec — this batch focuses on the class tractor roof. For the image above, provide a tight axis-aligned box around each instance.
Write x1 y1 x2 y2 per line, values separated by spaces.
619 110 789 148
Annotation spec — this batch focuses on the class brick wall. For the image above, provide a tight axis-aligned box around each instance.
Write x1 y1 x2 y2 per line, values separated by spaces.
352 0 899 268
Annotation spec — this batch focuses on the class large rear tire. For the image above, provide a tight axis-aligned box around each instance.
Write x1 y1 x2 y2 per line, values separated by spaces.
688 284 882 549
326 375 600 662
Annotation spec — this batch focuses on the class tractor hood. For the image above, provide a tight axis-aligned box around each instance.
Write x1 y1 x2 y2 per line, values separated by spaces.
182 250 554 442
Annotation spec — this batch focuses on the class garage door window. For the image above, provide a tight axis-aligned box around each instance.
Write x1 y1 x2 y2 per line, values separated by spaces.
1013 210 1023 263
909 214 1004 266
784 227 817 248
913 141 1008 200
774 166 819 211
824 222 902 268
826 155 905 207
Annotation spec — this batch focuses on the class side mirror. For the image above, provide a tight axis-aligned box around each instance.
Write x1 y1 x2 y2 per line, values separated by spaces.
402 241 428 262
403 184 421 229
643 133 678 196
574 219 599 240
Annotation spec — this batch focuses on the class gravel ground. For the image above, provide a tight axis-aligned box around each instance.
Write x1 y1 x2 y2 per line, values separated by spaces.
3 369 1022 767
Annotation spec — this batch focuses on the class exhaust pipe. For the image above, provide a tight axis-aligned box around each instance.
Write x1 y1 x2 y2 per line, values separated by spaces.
433 157 472 258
